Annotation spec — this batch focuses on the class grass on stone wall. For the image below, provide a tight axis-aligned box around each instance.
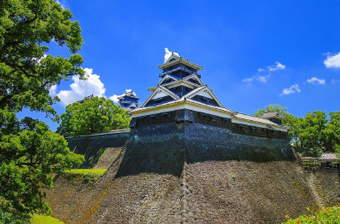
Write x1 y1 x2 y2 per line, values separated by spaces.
282 206 340 223
66 169 107 175
31 214 64 224
64 169 107 183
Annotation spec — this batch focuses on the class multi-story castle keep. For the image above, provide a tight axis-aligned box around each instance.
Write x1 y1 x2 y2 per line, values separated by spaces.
129 52 289 140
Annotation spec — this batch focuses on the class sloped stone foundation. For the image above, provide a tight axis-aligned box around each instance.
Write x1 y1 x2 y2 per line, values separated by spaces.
47 122 324 223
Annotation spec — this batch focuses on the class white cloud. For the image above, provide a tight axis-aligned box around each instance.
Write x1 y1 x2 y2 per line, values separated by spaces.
57 68 105 106
331 79 339 84
280 84 301 96
268 61 286 71
242 74 271 83
241 77 254 82
49 85 57 96
109 95 120 103
306 77 326 85
242 61 286 83
164 48 180 63
324 52 340 68
258 75 271 83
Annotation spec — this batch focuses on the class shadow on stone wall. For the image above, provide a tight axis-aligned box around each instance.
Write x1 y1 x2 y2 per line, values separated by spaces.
67 131 129 168
115 124 185 178
184 123 296 164
114 123 296 178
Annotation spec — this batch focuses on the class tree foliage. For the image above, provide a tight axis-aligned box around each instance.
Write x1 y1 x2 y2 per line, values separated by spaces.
255 104 340 157
57 97 131 136
0 0 84 115
255 104 289 118
1 0 85 223
0 116 84 222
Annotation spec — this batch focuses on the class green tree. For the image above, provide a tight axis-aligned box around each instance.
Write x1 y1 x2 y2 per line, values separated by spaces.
57 96 131 136
323 111 340 153
0 117 84 222
298 111 328 156
255 104 289 118
1 0 85 223
1 0 84 114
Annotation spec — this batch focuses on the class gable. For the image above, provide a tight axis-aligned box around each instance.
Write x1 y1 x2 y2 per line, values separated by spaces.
195 90 212 99
164 79 199 89
157 75 178 86
165 53 180 64
141 86 179 108
160 77 176 85
183 74 203 86
144 95 175 107
186 87 223 107
152 91 168 99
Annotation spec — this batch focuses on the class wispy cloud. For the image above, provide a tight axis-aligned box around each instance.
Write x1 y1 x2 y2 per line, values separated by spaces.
280 84 301 96
268 61 286 71
242 61 286 83
306 77 326 85
164 48 180 63
331 79 339 84
57 68 106 106
242 74 271 83
324 52 340 68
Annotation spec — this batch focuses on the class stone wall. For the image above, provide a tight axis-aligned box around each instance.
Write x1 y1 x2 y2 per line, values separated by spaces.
66 130 129 168
47 124 185 223
305 169 340 207
180 123 317 223
46 121 331 223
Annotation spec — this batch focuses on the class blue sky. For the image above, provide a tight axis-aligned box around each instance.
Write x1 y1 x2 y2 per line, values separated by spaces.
19 0 340 131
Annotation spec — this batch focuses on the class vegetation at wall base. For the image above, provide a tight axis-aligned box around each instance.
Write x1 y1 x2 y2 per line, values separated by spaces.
282 206 340 224
0 0 85 223
66 169 107 175
64 169 106 183
31 214 64 224
303 162 321 167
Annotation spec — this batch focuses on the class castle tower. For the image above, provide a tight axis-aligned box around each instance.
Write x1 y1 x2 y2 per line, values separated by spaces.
129 52 289 140
117 89 139 111
140 52 223 108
